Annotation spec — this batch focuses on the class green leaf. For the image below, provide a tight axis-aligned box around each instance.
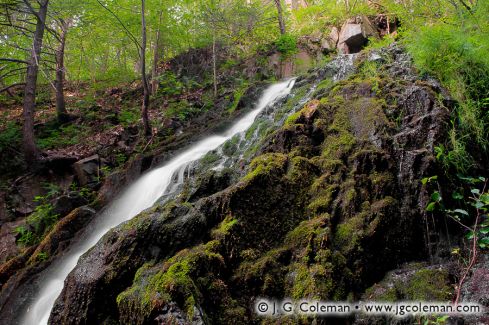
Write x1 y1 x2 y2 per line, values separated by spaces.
426 202 437 212
431 191 441 202
479 228 489 234
475 201 484 209
480 237 489 243
466 231 474 240
480 194 489 204
452 192 464 200
453 209 469 216
479 237 489 248
471 188 481 195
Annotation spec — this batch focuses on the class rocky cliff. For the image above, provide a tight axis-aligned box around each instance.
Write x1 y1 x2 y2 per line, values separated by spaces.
44 45 461 325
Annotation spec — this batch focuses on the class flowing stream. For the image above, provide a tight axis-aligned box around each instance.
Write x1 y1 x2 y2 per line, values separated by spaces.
20 79 295 325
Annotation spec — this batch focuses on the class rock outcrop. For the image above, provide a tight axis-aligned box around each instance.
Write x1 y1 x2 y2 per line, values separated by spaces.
338 15 379 54
48 45 452 325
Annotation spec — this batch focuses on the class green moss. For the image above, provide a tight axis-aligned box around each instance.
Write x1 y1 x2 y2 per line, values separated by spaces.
315 78 334 92
321 107 356 159
201 151 221 166
403 269 452 301
335 214 365 250
364 265 453 302
242 153 288 182
286 156 318 184
285 214 330 251
117 241 225 324
228 82 249 113
235 247 290 295
273 84 309 123
289 262 333 299
211 215 238 239
222 134 240 156
307 184 339 214
285 110 302 126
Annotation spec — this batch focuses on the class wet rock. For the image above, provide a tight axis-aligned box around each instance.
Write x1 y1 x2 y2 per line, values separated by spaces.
356 262 455 324
72 154 100 186
187 169 233 203
18 45 453 325
154 302 189 325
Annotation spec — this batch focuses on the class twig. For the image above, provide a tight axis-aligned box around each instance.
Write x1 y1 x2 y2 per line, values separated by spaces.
454 180 487 305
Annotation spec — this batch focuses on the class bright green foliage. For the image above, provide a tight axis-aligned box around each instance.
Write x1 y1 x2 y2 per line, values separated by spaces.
379 0 489 172
14 188 60 247
37 124 89 149
425 175 489 249
275 34 298 57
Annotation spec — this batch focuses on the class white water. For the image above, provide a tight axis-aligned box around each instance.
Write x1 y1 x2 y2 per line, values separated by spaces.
20 79 295 325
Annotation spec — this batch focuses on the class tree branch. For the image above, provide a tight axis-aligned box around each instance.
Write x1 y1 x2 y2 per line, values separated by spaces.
95 0 142 54
0 58 29 64
0 82 25 93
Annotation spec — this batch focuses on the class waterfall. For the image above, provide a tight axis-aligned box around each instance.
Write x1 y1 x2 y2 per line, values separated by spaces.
19 79 295 325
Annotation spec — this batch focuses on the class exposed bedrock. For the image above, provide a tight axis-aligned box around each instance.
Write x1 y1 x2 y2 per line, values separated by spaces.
50 45 451 324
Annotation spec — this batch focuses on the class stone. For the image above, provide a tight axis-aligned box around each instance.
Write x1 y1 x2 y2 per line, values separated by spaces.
51 193 88 217
320 37 335 53
330 26 339 45
338 15 379 54
72 155 100 186
0 220 23 264
459 254 489 324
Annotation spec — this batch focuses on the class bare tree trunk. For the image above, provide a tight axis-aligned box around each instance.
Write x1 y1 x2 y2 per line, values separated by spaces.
274 0 286 35
141 0 151 136
151 8 163 95
22 0 49 163
56 18 69 123
212 32 217 97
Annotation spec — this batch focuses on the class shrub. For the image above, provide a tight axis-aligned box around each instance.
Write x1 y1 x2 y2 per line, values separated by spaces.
275 34 298 57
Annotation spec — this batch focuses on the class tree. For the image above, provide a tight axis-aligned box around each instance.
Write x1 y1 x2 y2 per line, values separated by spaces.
140 0 151 136
273 0 286 35
151 6 164 95
22 0 49 163
54 18 70 123
96 0 151 136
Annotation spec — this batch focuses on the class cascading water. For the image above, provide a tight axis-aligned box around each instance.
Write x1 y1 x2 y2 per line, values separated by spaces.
19 79 295 325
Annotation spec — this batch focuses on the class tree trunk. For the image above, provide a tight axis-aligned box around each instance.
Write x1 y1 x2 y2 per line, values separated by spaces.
212 32 217 97
274 0 286 35
56 19 69 123
22 0 49 163
141 0 151 136
151 8 163 95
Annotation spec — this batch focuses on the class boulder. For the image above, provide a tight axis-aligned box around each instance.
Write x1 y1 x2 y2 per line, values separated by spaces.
338 15 379 54
0 220 23 264
330 26 339 44
320 38 335 53
72 155 100 186
51 193 89 217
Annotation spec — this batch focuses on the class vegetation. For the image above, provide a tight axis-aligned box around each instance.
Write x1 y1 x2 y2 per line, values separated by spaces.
1 0 489 324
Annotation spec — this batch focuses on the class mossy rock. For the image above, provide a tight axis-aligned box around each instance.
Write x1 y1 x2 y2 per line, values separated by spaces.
363 263 454 302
